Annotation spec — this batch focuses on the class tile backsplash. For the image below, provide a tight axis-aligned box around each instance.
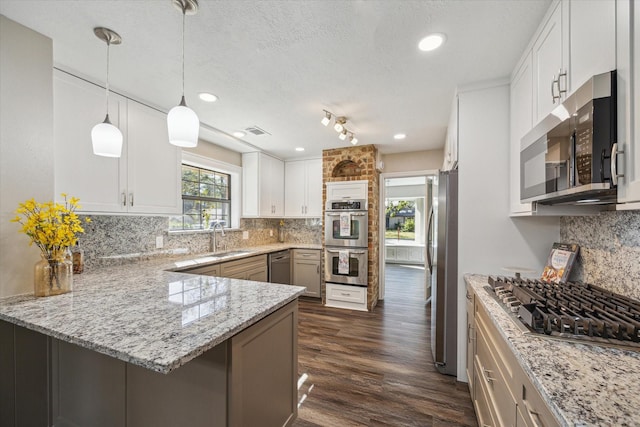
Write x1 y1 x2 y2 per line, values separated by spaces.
560 210 640 299
78 215 322 268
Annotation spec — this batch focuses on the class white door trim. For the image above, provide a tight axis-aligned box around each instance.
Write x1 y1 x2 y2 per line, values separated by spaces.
378 169 439 300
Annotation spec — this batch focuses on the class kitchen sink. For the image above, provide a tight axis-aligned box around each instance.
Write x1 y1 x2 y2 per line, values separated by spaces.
202 250 252 258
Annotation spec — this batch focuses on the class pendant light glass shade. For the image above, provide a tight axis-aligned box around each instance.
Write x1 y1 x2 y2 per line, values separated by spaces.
92 114 123 157
92 27 123 158
167 96 199 147
169 0 199 148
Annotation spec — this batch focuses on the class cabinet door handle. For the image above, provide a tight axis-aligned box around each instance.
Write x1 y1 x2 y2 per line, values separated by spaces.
551 76 560 103
129 193 134 207
482 367 495 383
467 324 475 343
558 69 567 96
611 142 625 186
302 205 304 214
317 265 320 274
122 192 127 206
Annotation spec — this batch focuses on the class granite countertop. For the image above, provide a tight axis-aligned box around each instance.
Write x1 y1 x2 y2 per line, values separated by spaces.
466 274 640 426
0 245 313 374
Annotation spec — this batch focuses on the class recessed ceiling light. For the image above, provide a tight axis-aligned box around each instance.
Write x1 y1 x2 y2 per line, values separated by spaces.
394 133 406 140
295 147 305 152
418 33 446 52
198 92 218 102
233 131 246 138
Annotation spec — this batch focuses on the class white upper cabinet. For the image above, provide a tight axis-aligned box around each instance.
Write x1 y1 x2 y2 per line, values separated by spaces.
54 70 127 212
325 180 367 201
568 0 616 90
530 0 615 124
532 1 566 122
126 100 181 214
508 0 619 213
284 158 322 217
53 70 181 215
242 152 285 217
615 0 640 206
509 52 534 215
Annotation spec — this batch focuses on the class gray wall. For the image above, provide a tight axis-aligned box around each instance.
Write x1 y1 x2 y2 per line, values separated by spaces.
561 211 640 300
381 149 443 173
0 16 54 298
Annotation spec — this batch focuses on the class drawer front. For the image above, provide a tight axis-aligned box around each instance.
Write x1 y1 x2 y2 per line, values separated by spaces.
476 317 517 427
183 264 220 276
221 255 267 277
293 249 320 261
517 373 560 427
326 283 366 304
473 361 498 427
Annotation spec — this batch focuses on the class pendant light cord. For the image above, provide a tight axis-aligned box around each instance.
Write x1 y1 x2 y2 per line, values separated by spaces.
105 40 111 115
182 10 185 97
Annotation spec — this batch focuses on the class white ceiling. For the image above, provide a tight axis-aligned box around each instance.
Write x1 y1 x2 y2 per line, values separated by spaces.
0 0 551 160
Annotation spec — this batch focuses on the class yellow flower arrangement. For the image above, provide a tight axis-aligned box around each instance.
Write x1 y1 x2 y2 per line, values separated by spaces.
12 194 89 261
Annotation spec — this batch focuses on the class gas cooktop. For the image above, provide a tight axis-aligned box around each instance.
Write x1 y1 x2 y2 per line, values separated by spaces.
486 276 640 351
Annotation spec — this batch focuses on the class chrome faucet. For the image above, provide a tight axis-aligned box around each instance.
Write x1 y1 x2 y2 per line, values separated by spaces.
210 222 225 253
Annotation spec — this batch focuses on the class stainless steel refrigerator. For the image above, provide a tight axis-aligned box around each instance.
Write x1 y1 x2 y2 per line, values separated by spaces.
428 169 458 376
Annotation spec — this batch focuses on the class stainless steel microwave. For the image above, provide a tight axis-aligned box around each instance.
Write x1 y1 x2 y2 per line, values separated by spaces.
520 70 618 205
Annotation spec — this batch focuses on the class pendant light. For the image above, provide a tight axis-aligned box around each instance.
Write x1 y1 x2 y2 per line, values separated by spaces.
91 27 123 158
167 0 200 148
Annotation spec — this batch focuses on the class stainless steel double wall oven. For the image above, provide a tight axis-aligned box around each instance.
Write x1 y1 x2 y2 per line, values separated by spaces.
324 199 368 287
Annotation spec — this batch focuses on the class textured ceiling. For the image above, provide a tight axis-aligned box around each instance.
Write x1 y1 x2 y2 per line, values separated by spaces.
0 0 551 160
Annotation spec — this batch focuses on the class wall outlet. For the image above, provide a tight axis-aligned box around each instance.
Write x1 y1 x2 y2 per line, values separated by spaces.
242 231 249 240
270 229 273 237
155 236 163 249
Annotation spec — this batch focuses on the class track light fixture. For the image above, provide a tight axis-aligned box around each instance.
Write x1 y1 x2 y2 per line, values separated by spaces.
321 110 332 126
321 110 359 145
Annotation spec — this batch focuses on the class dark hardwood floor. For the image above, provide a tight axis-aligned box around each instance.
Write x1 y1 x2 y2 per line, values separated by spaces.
293 264 477 427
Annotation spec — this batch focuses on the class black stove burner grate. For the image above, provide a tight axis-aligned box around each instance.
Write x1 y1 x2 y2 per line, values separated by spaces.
487 276 640 348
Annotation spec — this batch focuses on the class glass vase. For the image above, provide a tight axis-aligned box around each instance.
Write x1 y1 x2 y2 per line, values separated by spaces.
34 254 73 297
278 226 285 243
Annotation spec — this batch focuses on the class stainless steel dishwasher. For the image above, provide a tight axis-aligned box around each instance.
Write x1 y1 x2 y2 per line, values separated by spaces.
268 250 291 285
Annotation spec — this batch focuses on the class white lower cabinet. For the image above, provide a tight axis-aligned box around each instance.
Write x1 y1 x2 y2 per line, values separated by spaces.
325 283 367 311
469 290 560 427
53 70 181 214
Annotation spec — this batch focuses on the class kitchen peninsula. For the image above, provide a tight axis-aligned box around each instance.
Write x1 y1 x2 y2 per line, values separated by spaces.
0 253 305 427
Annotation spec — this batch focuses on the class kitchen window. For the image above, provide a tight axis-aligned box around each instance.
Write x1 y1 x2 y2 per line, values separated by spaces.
170 152 241 231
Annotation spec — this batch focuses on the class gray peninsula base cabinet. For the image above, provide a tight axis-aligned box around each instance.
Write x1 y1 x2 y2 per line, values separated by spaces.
0 300 298 427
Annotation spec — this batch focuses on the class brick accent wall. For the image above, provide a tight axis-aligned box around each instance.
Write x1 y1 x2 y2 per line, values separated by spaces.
322 144 380 311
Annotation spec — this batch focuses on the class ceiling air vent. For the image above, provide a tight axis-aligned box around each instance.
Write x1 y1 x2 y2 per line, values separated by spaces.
244 126 271 136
